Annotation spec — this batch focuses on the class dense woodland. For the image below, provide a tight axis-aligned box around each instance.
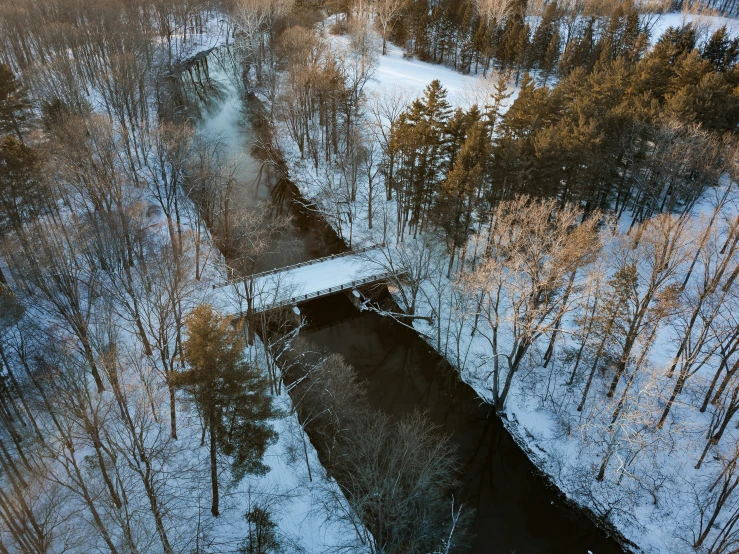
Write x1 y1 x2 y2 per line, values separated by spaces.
1 0 739 552
263 1 739 552
0 1 304 552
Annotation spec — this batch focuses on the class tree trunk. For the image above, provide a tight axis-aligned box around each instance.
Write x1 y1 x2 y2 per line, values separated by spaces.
169 378 178 440
210 425 219 517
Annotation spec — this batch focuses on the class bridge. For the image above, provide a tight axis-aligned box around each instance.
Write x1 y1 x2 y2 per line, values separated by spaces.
212 244 399 317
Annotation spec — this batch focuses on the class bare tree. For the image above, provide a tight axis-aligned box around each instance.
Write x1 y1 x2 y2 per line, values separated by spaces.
144 121 195 260
287 345 469 553
472 0 517 23
465 197 602 411
362 233 442 318
694 444 739 553
230 0 294 82
374 0 405 55
334 410 467 554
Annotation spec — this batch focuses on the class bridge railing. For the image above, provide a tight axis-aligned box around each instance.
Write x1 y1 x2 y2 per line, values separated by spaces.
242 270 396 315
214 243 386 290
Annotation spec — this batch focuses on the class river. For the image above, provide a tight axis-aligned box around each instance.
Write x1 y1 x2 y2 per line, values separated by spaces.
185 46 628 554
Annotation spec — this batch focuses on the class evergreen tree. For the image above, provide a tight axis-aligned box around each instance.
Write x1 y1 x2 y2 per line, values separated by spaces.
491 72 556 200
391 80 452 235
655 25 698 66
0 135 42 235
527 3 559 72
458 4 475 72
558 19 596 76
420 78 453 124
598 4 626 63
541 30 561 85
177 304 276 517
444 104 481 172
444 108 470 171
0 64 31 142
433 119 489 275
620 8 646 64
405 0 432 59
701 25 739 72
473 18 495 75
239 505 281 554
497 14 528 73
483 71 513 134
498 72 557 140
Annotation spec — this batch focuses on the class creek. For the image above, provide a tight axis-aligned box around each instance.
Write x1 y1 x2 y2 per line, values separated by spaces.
185 46 628 554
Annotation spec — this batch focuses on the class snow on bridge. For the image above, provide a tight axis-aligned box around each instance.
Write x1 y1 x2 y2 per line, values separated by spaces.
212 245 397 317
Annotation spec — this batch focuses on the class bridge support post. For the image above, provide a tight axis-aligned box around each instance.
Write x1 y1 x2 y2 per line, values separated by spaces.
291 305 302 325
344 288 362 309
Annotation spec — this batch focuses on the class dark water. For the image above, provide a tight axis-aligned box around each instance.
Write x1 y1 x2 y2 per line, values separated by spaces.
299 292 626 554
188 46 628 554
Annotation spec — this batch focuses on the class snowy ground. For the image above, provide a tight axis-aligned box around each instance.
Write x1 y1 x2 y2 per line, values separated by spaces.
201 343 365 553
364 42 497 107
649 10 739 40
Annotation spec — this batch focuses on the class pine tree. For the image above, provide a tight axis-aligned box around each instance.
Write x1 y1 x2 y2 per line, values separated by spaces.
597 3 628 63
177 304 276 517
558 19 595 76
420 79 453 125
433 120 489 276
497 14 527 73
391 80 453 235
483 71 513 134
0 136 42 235
620 8 646 64
0 65 31 142
527 3 558 72
702 25 739 72
665 70 739 132
239 505 281 554
473 19 495 75
654 25 698 66
444 108 469 171
540 29 561 84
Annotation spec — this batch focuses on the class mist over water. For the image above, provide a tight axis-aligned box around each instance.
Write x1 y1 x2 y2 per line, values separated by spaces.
192 49 316 271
